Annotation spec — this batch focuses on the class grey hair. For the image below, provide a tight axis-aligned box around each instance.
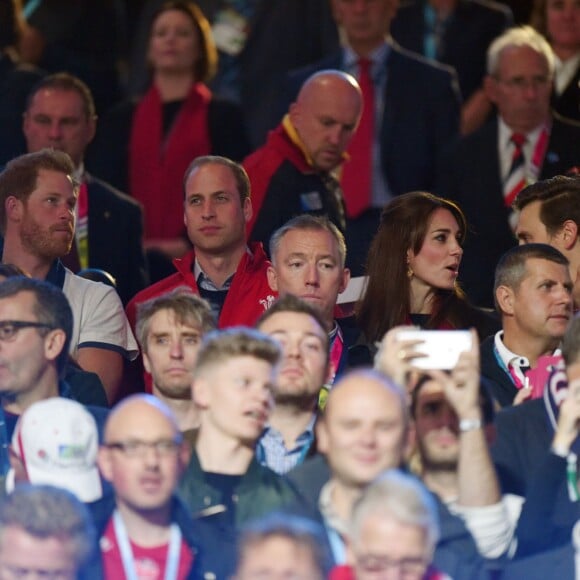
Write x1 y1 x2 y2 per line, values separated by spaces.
269 214 347 268
493 243 569 311
487 25 555 77
350 470 440 559
0 484 96 568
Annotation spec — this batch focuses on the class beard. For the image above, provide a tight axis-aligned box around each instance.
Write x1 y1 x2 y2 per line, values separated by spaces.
20 216 73 261
417 439 458 473
274 388 319 412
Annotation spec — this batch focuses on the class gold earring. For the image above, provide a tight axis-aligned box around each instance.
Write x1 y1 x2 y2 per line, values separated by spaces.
407 264 413 279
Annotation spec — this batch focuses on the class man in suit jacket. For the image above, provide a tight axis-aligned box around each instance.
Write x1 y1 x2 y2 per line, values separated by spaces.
23 73 148 305
280 0 461 275
391 0 513 134
438 26 580 308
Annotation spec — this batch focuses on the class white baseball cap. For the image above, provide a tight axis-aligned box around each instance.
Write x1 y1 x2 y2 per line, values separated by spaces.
7 398 102 502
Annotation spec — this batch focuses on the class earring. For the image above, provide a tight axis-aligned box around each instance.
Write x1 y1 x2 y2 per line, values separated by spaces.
407 264 413 279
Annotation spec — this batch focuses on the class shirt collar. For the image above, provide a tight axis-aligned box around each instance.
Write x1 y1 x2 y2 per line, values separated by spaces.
494 330 531 369
72 163 84 184
193 248 252 290
263 413 317 441
319 480 350 538
343 41 391 71
498 116 546 150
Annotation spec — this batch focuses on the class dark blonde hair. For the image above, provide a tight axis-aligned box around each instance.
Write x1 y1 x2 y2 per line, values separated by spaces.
193 327 281 378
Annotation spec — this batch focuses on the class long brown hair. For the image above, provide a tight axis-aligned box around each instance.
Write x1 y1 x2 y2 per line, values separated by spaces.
356 191 467 343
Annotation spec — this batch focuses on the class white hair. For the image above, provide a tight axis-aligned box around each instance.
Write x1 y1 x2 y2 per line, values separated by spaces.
487 26 555 77
350 470 440 559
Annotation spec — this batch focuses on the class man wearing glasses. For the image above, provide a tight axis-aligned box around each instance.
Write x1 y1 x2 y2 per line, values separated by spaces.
437 26 580 309
93 394 211 579
0 276 108 441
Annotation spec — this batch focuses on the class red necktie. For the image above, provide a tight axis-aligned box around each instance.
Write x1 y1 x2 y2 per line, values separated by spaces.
504 132 527 207
341 58 374 219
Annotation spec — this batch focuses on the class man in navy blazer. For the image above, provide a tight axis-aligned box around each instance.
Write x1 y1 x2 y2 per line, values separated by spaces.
391 0 513 134
437 26 580 308
278 0 461 275
23 73 148 305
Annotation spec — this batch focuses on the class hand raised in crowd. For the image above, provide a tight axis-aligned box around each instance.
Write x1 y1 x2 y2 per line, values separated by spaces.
428 329 481 422
373 325 425 391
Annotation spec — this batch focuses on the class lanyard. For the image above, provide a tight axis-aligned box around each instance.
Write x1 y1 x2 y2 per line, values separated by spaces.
567 453 579 502
327 325 345 386
113 510 182 580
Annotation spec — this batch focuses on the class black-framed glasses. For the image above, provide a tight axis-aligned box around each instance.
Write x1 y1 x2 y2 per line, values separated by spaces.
0 320 53 342
103 438 183 458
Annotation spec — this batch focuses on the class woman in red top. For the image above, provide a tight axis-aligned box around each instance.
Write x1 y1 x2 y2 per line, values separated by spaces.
90 1 249 276
357 191 499 345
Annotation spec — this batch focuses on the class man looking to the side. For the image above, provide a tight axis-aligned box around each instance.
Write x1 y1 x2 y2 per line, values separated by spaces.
0 149 138 402
514 175 580 308
481 243 573 407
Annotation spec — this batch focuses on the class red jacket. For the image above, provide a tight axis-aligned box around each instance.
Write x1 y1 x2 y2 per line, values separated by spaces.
126 242 277 330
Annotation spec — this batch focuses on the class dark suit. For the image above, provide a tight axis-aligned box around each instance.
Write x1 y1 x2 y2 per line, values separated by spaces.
284 43 460 198
437 115 580 307
282 43 461 274
391 0 512 100
0 55 44 165
501 543 576 580
553 60 580 123
480 335 517 408
84 173 148 305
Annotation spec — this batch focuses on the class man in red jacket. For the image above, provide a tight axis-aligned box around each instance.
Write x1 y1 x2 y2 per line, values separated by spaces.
127 156 276 330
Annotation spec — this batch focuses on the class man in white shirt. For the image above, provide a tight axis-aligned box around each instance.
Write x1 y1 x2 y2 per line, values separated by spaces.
480 243 573 407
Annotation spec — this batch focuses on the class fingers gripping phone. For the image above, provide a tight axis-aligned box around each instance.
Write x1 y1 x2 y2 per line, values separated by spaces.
397 330 473 370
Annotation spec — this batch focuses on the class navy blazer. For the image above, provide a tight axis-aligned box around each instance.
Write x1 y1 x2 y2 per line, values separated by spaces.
281 43 461 197
85 174 149 305
437 114 580 307
391 0 512 100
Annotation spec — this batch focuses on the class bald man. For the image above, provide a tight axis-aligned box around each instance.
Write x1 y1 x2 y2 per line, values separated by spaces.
289 370 410 562
92 395 209 579
288 369 485 576
243 70 362 249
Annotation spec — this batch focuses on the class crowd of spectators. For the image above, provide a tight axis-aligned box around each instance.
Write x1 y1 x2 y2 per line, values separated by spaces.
0 0 579 578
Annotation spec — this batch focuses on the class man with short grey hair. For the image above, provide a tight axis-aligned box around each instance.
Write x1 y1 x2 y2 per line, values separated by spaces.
438 26 580 308
337 470 441 580
0 484 96 580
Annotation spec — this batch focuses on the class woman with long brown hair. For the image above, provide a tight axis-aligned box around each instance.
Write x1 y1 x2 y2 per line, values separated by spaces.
357 191 499 345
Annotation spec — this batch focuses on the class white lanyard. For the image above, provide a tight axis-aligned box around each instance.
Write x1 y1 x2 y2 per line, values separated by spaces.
113 510 182 580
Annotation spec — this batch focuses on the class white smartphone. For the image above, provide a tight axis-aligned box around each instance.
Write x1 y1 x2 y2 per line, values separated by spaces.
397 329 472 370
